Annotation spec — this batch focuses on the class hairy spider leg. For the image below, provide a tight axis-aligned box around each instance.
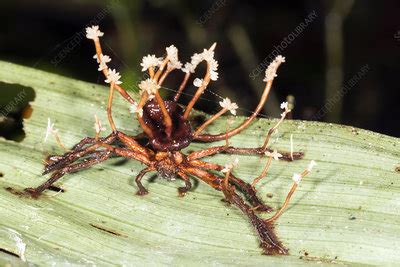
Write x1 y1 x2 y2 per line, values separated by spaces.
28 131 153 197
28 145 152 198
116 131 154 157
176 171 192 196
134 164 192 197
228 187 288 255
188 160 273 212
182 166 288 255
44 134 118 175
135 167 156 196
187 145 303 162
46 131 151 175
24 150 114 198
45 132 152 174
71 136 99 150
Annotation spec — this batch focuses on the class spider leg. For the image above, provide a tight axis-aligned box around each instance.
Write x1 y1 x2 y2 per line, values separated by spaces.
189 160 273 212
71 137 97 150
176 171 192 196
24 141 153 198
227 186 288 255
135 167 156 196
182 166 287 255
18 128 153 198
188 145 303 162
44 133 117 175
23 150 114 198
45 131 152 175
116 131 154 157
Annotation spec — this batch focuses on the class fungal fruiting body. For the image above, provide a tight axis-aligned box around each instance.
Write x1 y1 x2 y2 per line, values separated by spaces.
15 25 317 255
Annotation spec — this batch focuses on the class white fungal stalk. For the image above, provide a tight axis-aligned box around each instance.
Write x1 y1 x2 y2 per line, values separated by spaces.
264 55 285 82
44 118 58 143
93 54 111 71
219 97 238 115
140 55 163 72
138 78 160 97
105 69 122 85
129 103 144 117
265 149 283 161
85 25 104 40
221 158 239 173
94 114 106 135
182 43 219 81
166 45 182 70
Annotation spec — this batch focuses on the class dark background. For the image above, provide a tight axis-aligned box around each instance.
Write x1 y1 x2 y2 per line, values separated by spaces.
0 0 399 139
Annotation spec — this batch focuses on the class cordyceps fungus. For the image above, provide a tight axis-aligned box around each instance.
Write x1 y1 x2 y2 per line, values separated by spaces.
10 25 318 255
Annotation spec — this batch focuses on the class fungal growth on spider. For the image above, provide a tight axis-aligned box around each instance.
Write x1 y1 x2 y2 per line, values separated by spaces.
11 25 317 255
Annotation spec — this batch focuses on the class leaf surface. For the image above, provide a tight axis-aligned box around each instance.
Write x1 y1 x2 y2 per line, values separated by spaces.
0 61 399 265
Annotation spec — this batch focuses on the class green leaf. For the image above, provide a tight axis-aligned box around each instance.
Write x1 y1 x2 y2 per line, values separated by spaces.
0 60 399 265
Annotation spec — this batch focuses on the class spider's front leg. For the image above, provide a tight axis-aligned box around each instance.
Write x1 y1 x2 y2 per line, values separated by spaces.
22 150 114 198
6 133 116 198
44 133 118 175
12 131 153 198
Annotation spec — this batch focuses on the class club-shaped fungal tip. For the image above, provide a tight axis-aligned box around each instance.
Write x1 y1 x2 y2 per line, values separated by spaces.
209 42 217 51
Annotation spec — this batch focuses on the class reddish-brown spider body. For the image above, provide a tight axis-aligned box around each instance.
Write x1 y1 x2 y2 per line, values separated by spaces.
142 99 193 152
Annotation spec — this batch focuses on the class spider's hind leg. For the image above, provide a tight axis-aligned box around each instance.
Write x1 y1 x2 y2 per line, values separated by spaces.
228 188 288 255
183 167 288 255
229 174 273 212
188 160 273 212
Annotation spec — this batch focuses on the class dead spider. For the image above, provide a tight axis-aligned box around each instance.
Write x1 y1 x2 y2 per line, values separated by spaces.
14 25 317 255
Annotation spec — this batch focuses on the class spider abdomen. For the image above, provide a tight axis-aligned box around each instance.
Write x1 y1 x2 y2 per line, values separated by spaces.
142 99 193 151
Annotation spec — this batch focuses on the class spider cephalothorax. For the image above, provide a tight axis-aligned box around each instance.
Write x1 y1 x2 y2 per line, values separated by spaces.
10 25 317 255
